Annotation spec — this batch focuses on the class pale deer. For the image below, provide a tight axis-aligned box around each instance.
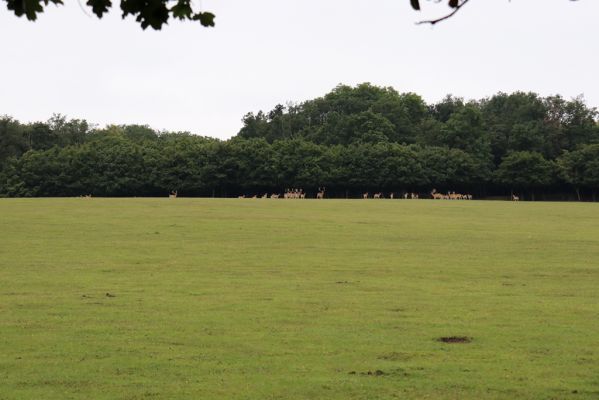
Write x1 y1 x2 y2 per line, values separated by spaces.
271 193 280 199
363 192 369 199
316 187 325 199
431 189 443 200
374 192 382 199
512 194 520 201
389 193 394 199
169 190 178 199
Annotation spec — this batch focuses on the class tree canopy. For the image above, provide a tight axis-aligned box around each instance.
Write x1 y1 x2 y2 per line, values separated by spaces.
1 84 598 199
4 1 578 30
3 0 215 29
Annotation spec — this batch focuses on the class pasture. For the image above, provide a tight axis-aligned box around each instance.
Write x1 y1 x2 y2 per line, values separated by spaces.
1 198 598 399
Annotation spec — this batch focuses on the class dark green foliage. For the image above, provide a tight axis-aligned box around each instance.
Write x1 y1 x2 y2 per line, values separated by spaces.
2 0 215 29
558 144 599 200
495 151 555 192
1 84 598 199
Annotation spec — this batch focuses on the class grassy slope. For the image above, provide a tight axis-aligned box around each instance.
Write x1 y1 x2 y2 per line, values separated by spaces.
0 198 598 399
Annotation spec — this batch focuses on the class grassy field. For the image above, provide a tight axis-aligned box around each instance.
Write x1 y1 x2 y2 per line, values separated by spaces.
1 198 598 399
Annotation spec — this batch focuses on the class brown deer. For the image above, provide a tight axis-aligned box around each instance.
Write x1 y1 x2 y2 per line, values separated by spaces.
431 189 444 200
169 190 177 199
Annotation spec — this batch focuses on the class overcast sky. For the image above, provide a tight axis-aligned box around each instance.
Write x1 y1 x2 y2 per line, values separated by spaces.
1 0 598 139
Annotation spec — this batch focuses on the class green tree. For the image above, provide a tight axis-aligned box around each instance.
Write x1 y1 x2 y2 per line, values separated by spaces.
0 117 26 167
558 144 599 201
494 151 554 200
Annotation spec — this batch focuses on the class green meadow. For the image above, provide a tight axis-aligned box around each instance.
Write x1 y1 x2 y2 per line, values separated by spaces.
1 198 598 399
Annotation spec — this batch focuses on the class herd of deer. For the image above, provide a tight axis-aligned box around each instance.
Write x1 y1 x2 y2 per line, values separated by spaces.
237 188 320 199
165 189 520 201
430 189 473 200
233 188 474 200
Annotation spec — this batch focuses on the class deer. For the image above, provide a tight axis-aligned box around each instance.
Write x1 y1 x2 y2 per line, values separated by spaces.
251 195 257 199
403 192 409 199
261 193 268 199
373 192 382 199
512 194 520 201
169 190 178 199
316 187 325 199
389 192 394 199
363 192 369 199
238 195 245 199
431 189 444 200
271 193 280 199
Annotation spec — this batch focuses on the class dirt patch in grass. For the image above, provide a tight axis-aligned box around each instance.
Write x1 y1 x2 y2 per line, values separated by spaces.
349 370 385 376
378 352 414 361
438 336 472 343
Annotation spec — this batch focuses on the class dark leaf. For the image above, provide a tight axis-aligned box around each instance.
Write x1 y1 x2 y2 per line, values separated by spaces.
194 12 216 27
87 0 112 18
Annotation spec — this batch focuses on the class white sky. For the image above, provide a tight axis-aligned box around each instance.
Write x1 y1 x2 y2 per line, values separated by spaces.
1 0 598 139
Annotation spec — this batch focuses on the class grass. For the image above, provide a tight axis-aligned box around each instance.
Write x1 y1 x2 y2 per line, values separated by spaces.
1 198 598 399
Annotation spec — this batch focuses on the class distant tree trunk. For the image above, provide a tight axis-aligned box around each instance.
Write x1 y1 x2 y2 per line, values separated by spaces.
575 187 581 201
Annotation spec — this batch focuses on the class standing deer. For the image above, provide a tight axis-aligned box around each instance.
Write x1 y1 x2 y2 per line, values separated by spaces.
316 187 325 199
169 190 178 199
389 193 394 199
363 192 369 199
512 194 520 201
374 192 382 199
271 193 280 199
431 189 444 200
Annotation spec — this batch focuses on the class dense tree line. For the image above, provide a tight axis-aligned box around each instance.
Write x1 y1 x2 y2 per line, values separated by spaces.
1 84 598 200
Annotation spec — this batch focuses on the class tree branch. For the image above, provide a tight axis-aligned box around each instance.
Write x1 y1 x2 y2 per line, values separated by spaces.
416 0 471 25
